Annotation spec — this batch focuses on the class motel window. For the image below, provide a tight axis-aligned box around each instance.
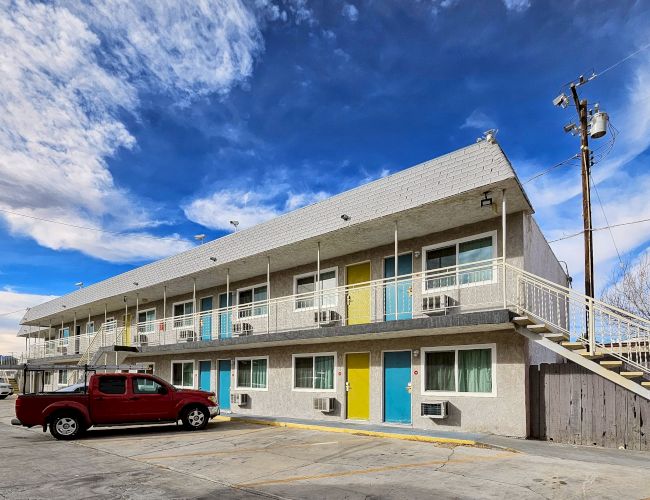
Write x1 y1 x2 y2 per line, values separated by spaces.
238 285 268 318
173 302 194 328
423 345 495 395
86 321 95 335
132 377 163 394
424 234 495 290
236 357 268 389
293 354 335 390
138 309 156 333
57 370 67 386
172 361 194 388
294 269 338 310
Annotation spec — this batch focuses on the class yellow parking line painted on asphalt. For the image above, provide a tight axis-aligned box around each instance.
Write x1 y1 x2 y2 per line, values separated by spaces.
217 416 478 447
138 440 343 460
237 451 515 488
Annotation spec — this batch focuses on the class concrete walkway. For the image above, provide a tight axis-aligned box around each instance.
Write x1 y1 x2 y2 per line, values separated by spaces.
225 413 650 469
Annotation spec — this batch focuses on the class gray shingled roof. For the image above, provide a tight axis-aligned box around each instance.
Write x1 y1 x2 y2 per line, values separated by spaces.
21 141 523 324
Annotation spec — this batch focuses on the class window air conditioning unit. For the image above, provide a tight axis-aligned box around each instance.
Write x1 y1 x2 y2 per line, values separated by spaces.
422 295 453 315
421 401 448 419
233 323 253 336
314 310 339 326
313 397 336 413
178 329 195 342
230 393 249 406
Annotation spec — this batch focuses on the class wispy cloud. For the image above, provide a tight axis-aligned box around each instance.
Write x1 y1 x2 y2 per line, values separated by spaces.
183 187 330 231
502 0 531 12
460 109 496 130
342 3 359 22
0 0 262 262
0 289 58 353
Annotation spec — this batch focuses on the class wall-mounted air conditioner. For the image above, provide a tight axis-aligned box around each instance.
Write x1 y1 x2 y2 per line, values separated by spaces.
178 329 195 342
313 397 336 413
230 393 249 406
422 295 453 315
421 401 448 419
314 310 339 326
233 323 253 336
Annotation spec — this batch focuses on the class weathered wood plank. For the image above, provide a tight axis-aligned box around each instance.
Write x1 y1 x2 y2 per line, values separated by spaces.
640 397 649 451
541 363 549 440
628 394 641 451
603 378 617 448
592 371 604 447
557 363 571 442
615 385 628 449
548 363 560 442
569 363 582 445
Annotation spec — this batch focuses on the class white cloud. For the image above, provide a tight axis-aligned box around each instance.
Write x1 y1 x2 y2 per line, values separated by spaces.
502 0 530 12
342 3 359 22
0 0 261 262
460 109 496 130
184 188 330 230
0 289 58 354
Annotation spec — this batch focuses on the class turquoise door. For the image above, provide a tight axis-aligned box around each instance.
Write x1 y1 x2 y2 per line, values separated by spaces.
219 293 233 339
218 360 231 411
199 360 211 391
384 254 413 321
383 351 412 424
200 297 213 341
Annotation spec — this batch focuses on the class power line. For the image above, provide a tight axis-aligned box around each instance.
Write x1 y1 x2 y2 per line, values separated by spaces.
0 207 188 243
590 176 622 265
521 154 580 185
549 217 650 243
0 308 28 317
596 41 650 79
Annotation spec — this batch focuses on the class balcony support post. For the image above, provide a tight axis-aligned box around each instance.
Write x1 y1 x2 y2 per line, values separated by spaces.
317 242 321 326
73 312 76 351
135 293 139 337
226 269 230 329
125 298 128 345
394 220 398 321
267 256 271 334
193 278 197 340
501 189 507 309
163 286 167 328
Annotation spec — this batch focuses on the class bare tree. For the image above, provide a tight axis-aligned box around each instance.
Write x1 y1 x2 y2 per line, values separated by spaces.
601 253 650 320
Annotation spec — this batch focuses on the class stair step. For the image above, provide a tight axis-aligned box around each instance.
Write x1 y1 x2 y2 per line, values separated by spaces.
641 382 650 388
544 333 569 342
600 360 623 370
576 350 606 360
620 371 644 379
561 341 585 350
527 324 551 334
513 316 535 326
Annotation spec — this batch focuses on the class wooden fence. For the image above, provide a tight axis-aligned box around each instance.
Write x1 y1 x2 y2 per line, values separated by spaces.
529 362 649 450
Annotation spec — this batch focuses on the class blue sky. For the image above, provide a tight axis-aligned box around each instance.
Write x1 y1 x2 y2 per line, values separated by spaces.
1 0 650 351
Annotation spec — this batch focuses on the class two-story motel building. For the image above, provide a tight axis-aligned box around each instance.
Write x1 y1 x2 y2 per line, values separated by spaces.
18 140 568 437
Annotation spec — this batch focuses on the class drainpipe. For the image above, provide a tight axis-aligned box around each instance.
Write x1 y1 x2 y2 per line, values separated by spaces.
394 220 399 321
501 189 507 309
163 286 167 338
317 242 321 325
135 293 139 337
226 269 230 334
124 297 128 345
73 312 77 353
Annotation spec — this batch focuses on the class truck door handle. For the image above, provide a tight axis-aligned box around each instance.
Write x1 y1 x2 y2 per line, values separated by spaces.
128 396 139 401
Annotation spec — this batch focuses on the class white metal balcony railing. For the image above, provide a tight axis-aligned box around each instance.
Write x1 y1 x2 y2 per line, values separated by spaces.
24 259 650 375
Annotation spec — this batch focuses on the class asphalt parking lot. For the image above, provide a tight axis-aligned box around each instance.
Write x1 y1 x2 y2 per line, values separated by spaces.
1 396 649 499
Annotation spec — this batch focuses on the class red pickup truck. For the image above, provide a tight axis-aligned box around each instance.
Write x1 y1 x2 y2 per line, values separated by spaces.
12 372 219 440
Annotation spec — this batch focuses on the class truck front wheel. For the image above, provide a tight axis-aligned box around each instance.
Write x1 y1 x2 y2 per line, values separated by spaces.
181 405 209 431
49 412 84 440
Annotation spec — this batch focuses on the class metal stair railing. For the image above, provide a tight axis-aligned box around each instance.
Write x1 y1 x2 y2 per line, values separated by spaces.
505 263 650 374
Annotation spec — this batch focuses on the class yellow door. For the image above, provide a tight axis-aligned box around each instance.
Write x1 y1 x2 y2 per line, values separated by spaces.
346 352 370 420
346 262 371 325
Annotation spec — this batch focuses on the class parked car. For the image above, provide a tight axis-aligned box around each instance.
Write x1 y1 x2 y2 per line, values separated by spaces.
0 382 13 399
55 382 87 393
12 372 219 440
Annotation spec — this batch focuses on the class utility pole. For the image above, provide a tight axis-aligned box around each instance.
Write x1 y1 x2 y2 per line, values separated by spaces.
569 83 595 300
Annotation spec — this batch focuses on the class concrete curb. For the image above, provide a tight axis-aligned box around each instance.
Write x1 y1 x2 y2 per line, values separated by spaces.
214 415 491 448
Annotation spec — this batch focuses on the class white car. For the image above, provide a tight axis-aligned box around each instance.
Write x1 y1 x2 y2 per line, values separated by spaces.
55 382 87 393
0 382 14 399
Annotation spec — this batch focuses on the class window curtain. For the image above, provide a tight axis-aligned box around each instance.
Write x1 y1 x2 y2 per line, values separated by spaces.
314 356 334 389
425 351 455 391
296 276 315 309
425 246 457 289
238 360 251 387
252 358 267 388
295 357 313 388
458 349 492 393
319 271 337 308
254 286 268 316
172 364 182 386
458 237 493 284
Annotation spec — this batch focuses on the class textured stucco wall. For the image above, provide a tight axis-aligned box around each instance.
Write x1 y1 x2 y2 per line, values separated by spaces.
125 329 529 437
